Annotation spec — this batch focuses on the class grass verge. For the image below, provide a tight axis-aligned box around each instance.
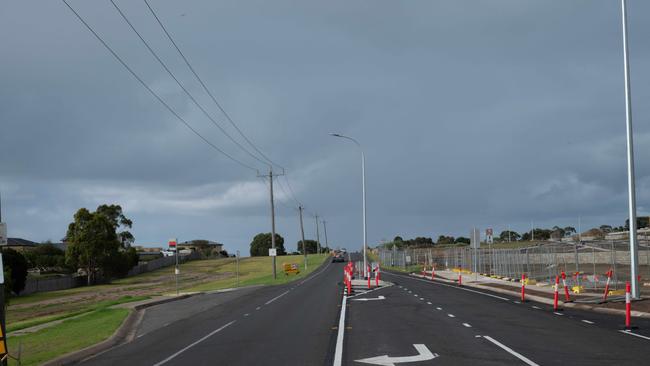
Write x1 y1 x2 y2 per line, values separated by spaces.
8 308 129 366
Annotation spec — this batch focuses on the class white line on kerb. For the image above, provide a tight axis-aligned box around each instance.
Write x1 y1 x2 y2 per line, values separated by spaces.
333 294 347 366
153 321 236 366
581 319 594 324
619 330 650 341
462 323 472 328
482 335 539 366
265 290 290 305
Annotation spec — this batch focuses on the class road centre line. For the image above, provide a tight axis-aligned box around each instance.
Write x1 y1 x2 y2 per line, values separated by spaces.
265 290 290 305
333 294 347 366
152 321 236 366
448 314 455 318
481 335 539 366
581 320 594 324
531 306 541 310
619 330 650 341
436 307 442 311
463 323 472 328
553 312 564 316
427 301 432 305
388 272 510 301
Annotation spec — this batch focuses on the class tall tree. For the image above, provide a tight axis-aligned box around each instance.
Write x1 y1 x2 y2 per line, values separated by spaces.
65 204 135 285
296 239 318 254
1 248 28 297
250 233 286 257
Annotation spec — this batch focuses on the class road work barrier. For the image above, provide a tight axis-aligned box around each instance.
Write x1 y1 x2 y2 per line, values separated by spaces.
553 275 560 311
521 274 526 302
603 269 613 302
561 271 571 302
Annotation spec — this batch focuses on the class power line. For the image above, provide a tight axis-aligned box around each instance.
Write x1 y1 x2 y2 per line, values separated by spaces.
62 0 258 172
109 0 269 169
143 0 285 170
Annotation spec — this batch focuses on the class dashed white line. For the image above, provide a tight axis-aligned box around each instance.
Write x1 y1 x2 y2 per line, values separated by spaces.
531 306 541 310
462 323 472 328
244 313 250 317
581 319 594 324
152 321 236 366
448 314 455 318
388 272 510 301
265 290 290 305
427 302 432 305
619 330 650 341
256 306 261 310
482 335 539 366
553 312 564 316
436 307 442 311
420 298 425 301
514 301 521 304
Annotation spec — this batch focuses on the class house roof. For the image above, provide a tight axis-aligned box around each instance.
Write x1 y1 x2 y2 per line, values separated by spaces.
7 238 39 247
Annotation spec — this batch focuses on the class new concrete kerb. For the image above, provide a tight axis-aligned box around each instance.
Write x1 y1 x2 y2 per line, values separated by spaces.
405 271 650 319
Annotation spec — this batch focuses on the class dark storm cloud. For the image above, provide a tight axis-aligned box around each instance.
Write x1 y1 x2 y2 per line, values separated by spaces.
1 0 649 253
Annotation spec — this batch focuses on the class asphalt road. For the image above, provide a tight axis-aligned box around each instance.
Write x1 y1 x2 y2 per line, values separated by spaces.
80 255 650 365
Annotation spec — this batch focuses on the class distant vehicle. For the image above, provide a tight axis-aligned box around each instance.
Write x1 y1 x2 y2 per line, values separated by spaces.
340 248 347 253
161 250 175 257
332 253 345 263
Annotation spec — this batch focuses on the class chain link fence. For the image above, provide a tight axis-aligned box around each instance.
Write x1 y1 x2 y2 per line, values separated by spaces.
378 240 650 293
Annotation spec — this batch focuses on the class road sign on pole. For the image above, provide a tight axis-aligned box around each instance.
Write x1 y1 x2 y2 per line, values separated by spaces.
269 248 277 257
169 238 179 296
486 228 493 244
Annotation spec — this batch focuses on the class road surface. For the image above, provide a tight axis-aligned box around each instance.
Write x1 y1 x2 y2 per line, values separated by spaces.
81 255 650 365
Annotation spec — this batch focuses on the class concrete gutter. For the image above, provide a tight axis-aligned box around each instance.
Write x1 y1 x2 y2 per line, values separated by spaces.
407 272 650 319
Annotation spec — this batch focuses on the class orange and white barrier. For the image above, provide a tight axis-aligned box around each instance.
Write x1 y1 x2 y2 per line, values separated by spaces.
553 275 560 311
521 274 526 302
625 281 632 329
431 265 435 281
561 271 571 302
375 264 380 286
458 273 462 286
603 269 613 302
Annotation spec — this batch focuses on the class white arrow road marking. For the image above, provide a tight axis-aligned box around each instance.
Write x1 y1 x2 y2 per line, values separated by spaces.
352 295 385 302
355 344 438 365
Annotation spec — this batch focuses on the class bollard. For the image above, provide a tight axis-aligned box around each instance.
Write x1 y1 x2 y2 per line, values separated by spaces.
431 265 435 281
553 275 560 311
422 265 426 277
367 265 371 289
458 273 462 286
375 265 380 286
561 271 571 302
347 271 352 294
625 281 631 329
521 273 526 302
603 269 613 302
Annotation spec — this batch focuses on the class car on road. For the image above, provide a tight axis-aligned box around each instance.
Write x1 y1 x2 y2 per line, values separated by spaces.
332 253 346 262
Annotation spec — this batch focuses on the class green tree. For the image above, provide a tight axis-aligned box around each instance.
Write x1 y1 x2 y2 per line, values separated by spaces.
436 235 455 245
499 230 520 241
296 239 319 254
25 242 67 270
454 237 470 244
65 204 136 285
2 248 28 296
250 233 285 257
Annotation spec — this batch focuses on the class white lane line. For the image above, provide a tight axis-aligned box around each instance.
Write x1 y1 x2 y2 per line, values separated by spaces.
619 330 650 341
553 312 564 316
462 323 472 328
388 272 510 301
514 301 521 304
531 306 541 310
333 294 348 366
265 290 290 305
447 314 455 318
427 301 432 305
153 321 236 366
436 307 442 311
256 306 261 310
244 313 250 317
420 298 425 301
482 335 539 366
581 319 594 324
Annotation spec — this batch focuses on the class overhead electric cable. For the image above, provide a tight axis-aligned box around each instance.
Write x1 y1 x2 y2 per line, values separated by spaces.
62 0 257 172
143 0 284 170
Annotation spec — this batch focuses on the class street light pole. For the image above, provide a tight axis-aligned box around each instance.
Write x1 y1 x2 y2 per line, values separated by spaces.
299 205 307 270
330 133 368 278
621 0 640 299
323 220 329 251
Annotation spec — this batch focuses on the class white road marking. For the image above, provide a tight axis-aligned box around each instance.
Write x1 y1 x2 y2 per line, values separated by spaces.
414 294 418 297
581 319 594 324
436 307 442 311
514 301 521 304
256 306 261 310
354 344 438 365
553 312 564 316
420 298 424 301
352 296 385 302
152 321 236 366
426 301 432 305
619 330 650 341
265 290 290 305
482 335 539 366
462 323 472 328
244 313 250 317
333 294 347 366
531 306 541 310
388 272 510 301
447 314 455 318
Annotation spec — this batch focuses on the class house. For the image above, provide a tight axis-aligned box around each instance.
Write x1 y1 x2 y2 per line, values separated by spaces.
178 240 225 256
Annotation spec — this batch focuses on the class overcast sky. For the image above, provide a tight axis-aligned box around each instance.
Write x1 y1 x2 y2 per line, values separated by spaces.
1 0 649 255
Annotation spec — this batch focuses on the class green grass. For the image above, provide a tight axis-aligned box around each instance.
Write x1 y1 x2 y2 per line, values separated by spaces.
184 254 328 292
7 295 149 333
7 308 130 366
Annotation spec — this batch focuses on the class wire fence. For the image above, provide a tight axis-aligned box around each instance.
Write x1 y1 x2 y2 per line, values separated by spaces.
377 240 650 293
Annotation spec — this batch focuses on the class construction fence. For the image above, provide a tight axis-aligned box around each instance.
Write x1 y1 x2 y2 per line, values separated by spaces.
377 240 650 293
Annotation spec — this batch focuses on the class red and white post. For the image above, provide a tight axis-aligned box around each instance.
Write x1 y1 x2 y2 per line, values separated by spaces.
375 264 380 286
625 281 632 329
367 264 372 289
458 272 462 286
431 265 435 281
603 269 613 302
561 271 571 302
553 275 560 311
521 273 526 302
